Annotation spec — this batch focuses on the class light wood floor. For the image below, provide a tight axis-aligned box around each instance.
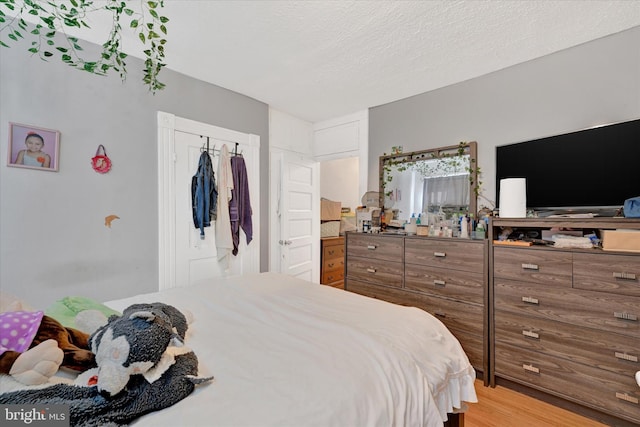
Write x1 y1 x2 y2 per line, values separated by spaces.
463 380 607 427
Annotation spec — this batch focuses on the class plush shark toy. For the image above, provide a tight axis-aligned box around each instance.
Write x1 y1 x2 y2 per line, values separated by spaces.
0 302 213 426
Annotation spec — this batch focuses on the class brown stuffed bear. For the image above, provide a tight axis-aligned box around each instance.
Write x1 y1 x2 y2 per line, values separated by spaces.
0 311 96 385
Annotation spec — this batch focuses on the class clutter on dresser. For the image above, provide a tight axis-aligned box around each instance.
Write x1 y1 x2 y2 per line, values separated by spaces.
624 196 640 218
339 208 356 234
355 191 382 233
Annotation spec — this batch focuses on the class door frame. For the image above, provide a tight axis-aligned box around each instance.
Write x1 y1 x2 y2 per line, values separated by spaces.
157 111 260 290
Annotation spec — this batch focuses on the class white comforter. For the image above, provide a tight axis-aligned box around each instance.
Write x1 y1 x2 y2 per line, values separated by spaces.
105 272 477 426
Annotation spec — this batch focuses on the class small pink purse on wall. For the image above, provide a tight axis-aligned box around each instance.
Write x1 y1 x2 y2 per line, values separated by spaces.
91 145 112 174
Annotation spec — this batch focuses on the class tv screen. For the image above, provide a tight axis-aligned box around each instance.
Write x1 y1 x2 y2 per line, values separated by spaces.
496 118 640 214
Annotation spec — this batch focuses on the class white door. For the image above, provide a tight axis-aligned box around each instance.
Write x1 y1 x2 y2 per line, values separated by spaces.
275 151 319 282
158 112 260 289
174 131 224 285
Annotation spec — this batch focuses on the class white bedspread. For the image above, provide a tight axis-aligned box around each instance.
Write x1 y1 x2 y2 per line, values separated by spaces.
105 272 477 426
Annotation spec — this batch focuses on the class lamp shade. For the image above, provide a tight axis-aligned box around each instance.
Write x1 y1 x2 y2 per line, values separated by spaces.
499 178 527 218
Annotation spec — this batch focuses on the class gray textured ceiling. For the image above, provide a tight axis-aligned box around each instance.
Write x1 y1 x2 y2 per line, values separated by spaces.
75 1 640 122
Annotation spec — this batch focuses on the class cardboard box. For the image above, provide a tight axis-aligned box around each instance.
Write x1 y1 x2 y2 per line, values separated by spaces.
602 230 640 253
321 198 342 221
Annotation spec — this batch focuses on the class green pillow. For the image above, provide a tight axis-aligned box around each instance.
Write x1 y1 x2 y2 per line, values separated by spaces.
45 296 121 329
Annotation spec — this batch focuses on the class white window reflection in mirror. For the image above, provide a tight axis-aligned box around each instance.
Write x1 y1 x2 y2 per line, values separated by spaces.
379 142 478 223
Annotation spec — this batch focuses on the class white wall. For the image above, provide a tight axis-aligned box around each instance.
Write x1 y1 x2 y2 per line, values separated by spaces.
0 30 269 309
368 27 640 210
269 108 314 155
320 157 360 212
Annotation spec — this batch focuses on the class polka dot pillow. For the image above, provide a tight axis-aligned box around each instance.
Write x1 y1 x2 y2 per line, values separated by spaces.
0 310 44 355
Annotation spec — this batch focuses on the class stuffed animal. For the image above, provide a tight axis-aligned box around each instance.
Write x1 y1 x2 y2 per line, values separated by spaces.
0 302 213 427
85 302 191 396
0 309 96 385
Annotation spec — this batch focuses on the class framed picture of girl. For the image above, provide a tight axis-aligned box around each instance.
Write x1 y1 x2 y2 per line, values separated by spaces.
7 122 60 172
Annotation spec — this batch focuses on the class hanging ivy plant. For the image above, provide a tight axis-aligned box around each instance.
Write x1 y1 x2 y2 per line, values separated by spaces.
382 142 482 196
380 141 483 214
0 0 169 93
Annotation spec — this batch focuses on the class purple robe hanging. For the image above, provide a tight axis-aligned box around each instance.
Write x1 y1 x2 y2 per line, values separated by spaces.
229 155 253 255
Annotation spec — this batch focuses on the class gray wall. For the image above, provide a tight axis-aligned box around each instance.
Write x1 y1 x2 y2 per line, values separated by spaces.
369 26 640 209
0 35 269 309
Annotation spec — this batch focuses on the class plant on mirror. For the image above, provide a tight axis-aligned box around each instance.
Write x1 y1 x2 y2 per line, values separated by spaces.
0 0 169 93
382 141 482 197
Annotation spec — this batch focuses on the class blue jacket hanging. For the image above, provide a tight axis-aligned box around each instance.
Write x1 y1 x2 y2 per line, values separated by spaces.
191 151 218 239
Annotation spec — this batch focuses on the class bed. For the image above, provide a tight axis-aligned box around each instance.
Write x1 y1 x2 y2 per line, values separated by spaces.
1 272 477 426
100 272 477 426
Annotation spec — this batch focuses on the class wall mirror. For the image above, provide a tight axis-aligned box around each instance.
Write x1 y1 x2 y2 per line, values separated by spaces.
379 141 477 222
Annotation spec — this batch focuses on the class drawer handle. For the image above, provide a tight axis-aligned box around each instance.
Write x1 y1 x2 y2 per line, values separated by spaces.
613 272 637 280
522 296 539 305
434 311 446 318
328 249 335 255
433 279 446 287
614 352 638 363
433 252 446 258
367 245 377 250
615 392 639 405
366 268 376 273
521 263 539 271
523 364 540 374
327 262 335 268
614 312 638 321
522 330 540 339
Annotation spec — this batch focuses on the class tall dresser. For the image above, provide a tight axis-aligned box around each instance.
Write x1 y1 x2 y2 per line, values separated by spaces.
320 237 345 289
490 218 640 426
344 232 489 380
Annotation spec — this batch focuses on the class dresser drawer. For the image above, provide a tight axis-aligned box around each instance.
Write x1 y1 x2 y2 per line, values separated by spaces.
493 247 572 287
322 256 344 274
346 256 403 288
495 310 640 377
322 239 345 261
495 342 640 424
417 294 484 336
321 268 344 285
495 279 640 337
346 234 404 263
405 238 484 272
346 278 414 306
346 278 483 335
573 252 640 296
405 264 483 305
448 327 484 371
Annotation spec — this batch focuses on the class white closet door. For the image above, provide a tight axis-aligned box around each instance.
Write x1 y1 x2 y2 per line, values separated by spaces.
158 112 260 289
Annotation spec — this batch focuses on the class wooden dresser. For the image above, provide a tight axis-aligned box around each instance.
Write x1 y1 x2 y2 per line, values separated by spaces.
320 237 345 288
344 232 489 380
490 218 640 426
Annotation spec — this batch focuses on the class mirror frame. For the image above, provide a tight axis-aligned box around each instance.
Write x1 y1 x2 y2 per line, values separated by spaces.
378 141 478 217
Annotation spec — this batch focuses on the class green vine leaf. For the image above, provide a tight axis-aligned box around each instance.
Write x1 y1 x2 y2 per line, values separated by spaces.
381 141 483 208
1 0 168 93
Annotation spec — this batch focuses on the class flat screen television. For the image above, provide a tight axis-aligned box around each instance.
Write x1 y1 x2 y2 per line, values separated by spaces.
495 118 640 216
